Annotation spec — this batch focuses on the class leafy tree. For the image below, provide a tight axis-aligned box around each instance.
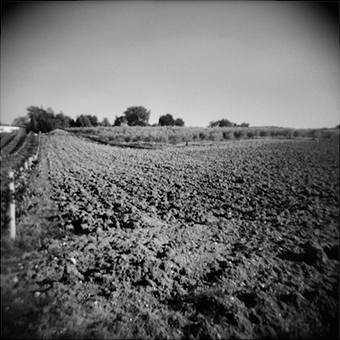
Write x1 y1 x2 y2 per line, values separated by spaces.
69 118 77 127
38 111 55 132
114 115 128 126
240 122 250 127
101 117 111 126
87 115 98 127
159 114 185 126
12 106 76 133
27 106 55 133
73 114 99 127
30 113 39 132
76 115 92 127
174 118 185 126
209 119 235 127
27 106 41 132
55 112 72 129
26 106 76 132
159 114 175 126
13 106 102 132
123 106 150 126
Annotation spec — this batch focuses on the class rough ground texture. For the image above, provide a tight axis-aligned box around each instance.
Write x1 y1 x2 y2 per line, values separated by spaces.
1 131 339 339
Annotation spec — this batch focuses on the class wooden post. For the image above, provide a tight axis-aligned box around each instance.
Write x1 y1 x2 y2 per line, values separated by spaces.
8 171 16 239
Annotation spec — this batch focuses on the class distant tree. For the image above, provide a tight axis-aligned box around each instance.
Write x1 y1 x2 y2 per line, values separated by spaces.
27 106 56 133
69 118 77 127
14 106 74 133
218 119 233 127
101 117 111 126
30 112 39 132
209 119 235 127
27 106 41 132
87 115 98 127
76 114 92 127
159 113 175 126
39 111 56 132
158 114 185 126
55 112 72 129
174 118 185 126
123 106 150 126
240 122 250 127
114 115 128 126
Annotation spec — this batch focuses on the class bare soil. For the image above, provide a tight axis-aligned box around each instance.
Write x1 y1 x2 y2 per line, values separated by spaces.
1 133 339 339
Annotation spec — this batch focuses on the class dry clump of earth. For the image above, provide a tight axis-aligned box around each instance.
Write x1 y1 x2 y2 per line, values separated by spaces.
1 132 339 339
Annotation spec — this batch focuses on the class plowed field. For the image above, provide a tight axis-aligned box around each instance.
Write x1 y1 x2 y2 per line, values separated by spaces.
1 131 339 339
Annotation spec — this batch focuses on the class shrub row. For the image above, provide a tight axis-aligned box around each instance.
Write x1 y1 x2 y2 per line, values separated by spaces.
66 126 339 145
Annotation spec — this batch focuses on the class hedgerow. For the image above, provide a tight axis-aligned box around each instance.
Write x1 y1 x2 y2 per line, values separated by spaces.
66 126 339 147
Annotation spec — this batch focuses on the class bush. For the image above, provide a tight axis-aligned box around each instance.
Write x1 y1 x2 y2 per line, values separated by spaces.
269 129 277 138
285 129 294 139
199 131 207 140
246 130 256 139
222 131 234 140
160 135 169 143
132 135 142 142
320 129 339 139
293 129 303 138
192 132 199 141
275 129 293 139
259 129 269 137
208 130 223 142
168 134 180 144
234 129 245 139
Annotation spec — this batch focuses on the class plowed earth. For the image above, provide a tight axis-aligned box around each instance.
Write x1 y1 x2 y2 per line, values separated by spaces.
1 131 339 339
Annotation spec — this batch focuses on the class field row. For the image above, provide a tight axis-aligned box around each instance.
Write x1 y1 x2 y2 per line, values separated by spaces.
1 131 39 229
0 128 27 156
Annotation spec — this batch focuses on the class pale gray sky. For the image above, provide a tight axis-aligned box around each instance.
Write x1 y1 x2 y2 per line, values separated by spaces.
1 1 339 128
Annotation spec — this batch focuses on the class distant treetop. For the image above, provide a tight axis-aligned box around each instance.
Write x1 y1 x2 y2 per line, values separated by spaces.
209 119 249 128
158 113 185 126
123 106 150 126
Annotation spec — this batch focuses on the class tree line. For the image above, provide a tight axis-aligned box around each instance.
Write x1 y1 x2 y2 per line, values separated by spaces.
12 106 187 133
13 106 112 133
11 105 250 133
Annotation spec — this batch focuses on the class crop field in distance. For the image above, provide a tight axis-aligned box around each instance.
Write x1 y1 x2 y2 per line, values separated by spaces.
67 125 339 148
1 127 339 339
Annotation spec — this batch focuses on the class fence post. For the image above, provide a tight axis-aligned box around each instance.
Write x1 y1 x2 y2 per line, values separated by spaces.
34 133 40 162
8 171 16 239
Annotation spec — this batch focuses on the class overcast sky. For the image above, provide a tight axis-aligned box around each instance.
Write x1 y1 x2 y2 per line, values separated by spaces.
1 1 339 128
